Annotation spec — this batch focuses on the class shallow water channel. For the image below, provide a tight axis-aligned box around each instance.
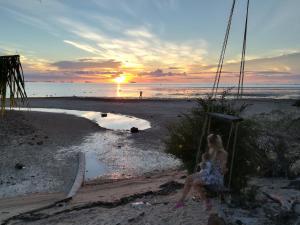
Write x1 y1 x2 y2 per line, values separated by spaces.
14 108 180 181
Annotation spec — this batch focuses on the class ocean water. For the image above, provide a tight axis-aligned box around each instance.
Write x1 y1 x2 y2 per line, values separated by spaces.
25 82 300 99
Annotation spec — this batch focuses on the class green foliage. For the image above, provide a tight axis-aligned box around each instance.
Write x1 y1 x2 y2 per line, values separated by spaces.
293 99 300 107
0 55 27 115
165 92 269 191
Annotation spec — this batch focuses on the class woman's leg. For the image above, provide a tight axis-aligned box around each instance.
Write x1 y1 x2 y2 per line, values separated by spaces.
193 181 205 199
193 180 212 211
178 175 194 203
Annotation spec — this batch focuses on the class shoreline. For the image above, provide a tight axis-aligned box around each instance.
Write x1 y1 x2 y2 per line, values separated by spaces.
19 96 299 101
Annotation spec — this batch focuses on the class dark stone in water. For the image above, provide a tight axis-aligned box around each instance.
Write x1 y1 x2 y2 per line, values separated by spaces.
36 141 43 145
101 113 107 117
15 163 25 170
130 127 139 133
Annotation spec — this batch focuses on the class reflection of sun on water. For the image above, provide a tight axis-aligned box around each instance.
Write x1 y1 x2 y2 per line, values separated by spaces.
116 83 121 97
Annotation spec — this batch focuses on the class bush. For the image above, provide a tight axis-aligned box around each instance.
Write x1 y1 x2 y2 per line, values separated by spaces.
165 93 269 191
292 99 300 107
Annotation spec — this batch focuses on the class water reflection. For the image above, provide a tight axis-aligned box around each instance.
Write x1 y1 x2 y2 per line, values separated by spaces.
58 132 181 181
13 108 151 131
116 83 121 98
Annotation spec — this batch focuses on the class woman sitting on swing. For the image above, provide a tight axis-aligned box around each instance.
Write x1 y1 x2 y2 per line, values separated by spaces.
176 134 228 210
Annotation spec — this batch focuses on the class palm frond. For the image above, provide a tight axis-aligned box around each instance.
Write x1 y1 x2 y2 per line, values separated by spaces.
0 55 27 115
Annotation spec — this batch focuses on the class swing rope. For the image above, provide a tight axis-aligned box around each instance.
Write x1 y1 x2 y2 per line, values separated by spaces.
237 0 250 98
211 0 236 99
194 0 251 190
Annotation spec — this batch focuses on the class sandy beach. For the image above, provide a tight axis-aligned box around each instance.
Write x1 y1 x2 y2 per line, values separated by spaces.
1 97 300 224
0 110 101 198
1 98 196 193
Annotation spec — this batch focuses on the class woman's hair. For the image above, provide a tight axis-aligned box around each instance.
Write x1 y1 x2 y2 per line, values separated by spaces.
207 134 225 152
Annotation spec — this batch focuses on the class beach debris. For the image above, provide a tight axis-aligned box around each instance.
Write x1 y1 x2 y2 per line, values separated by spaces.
130 127 139 133
101 113 107 117
262 191 297 212
207 213 226 225
131 201 151 209
15 163 25 170
159 181 184 194
286 179 300 190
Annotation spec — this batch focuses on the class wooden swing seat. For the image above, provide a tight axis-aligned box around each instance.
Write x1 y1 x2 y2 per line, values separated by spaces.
207 112 243 123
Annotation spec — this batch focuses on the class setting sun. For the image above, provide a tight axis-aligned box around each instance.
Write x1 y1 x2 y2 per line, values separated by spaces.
113 75 126 83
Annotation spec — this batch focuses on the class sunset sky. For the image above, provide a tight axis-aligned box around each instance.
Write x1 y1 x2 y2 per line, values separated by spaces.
0 0 300 84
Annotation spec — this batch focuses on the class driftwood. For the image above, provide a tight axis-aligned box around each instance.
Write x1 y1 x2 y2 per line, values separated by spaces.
262 191 299 212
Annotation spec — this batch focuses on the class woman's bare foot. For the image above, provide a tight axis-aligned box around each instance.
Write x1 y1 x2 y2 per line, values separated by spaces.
174 201 185 209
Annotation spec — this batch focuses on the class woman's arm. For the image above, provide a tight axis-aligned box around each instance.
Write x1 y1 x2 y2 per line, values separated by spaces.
217 151 228 175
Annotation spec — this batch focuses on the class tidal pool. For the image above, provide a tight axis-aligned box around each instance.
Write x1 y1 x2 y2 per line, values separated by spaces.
11 107 180 181
12 107 151 130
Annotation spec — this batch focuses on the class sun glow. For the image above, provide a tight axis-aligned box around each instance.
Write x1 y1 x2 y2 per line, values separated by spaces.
113 75 126 83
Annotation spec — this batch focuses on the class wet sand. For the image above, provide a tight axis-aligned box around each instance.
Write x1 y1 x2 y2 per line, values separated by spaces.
0 110 101 198
1 98 195 199
1 97 298 197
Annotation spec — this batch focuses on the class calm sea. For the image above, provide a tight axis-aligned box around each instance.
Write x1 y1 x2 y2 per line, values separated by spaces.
25 82 300 99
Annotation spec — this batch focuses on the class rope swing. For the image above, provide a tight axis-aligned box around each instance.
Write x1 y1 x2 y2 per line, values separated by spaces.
194 0 250 190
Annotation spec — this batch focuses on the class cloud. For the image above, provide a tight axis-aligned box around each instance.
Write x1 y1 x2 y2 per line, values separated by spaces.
125 28 153 38
190 52 300 79
140 69 186 77
52 59 121 70
72 70 120 75
168 67 182 70
63 40 103 55
249 70 292 77
59 18 207 69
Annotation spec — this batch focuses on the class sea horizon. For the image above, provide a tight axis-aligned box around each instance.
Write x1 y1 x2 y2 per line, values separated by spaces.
25 82 300 99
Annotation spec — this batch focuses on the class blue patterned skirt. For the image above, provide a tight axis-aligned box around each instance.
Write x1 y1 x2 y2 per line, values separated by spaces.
193 161 224 190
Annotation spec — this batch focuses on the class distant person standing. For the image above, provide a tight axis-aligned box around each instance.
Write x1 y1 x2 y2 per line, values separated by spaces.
139 91 143 98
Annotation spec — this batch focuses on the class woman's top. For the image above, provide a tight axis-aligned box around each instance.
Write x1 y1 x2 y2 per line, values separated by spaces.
199 160 212 177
